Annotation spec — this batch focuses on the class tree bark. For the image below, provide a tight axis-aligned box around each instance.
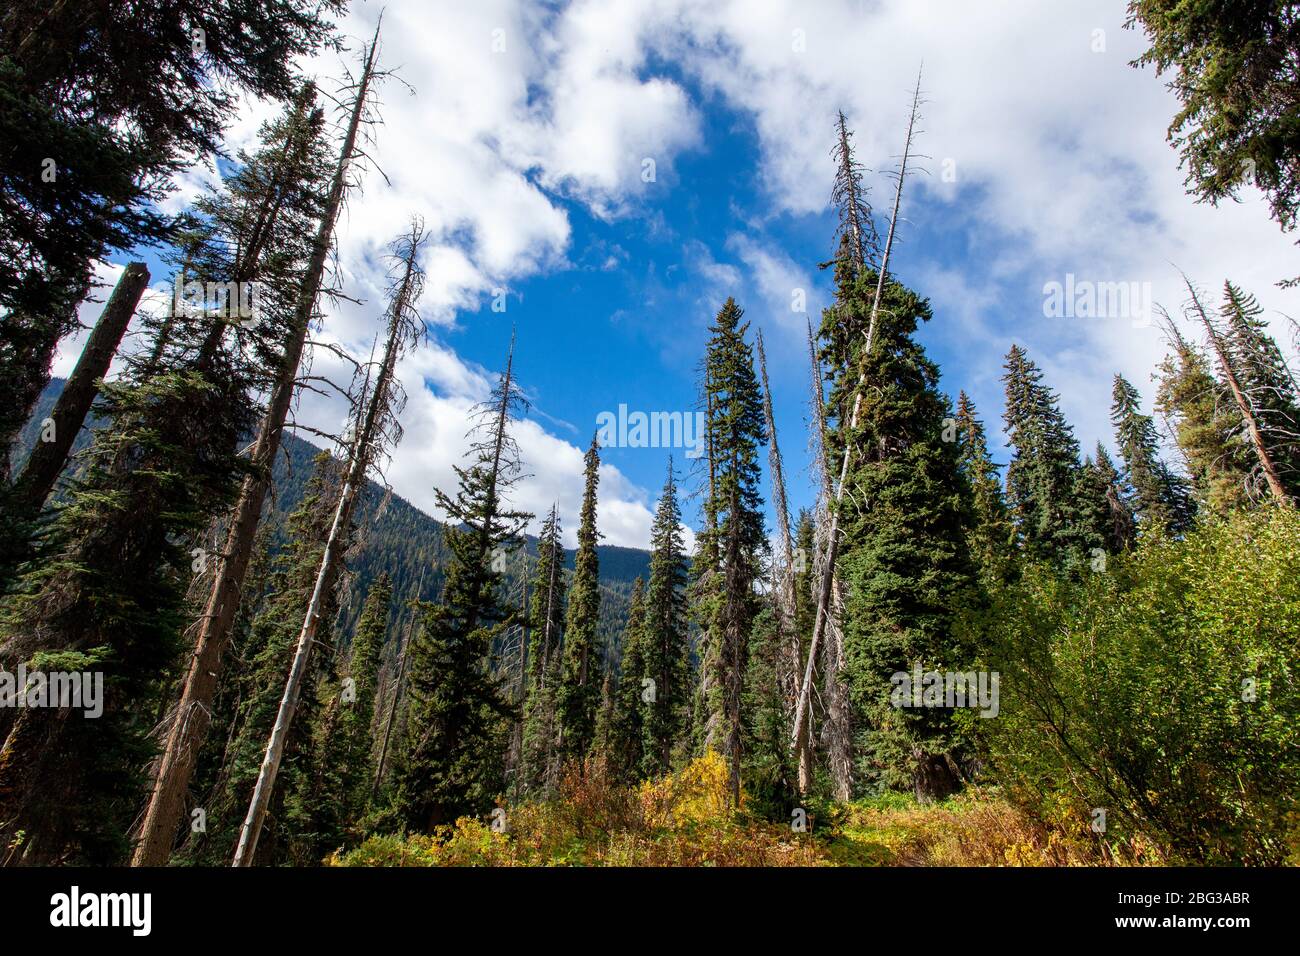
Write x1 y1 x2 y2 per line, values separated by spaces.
233 225 419 866
792 71 923 792
1185 277 1291 503
11 262 149 513
130 31 381 867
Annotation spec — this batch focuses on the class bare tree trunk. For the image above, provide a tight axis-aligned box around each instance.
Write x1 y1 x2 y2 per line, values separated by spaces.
803 320 852 798
233 222 421 866
131 30 382 867
792 71 924 792
11 262 149 512
1184 277 1291 503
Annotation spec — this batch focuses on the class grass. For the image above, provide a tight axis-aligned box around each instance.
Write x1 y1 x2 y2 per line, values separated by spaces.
330 753 1163 867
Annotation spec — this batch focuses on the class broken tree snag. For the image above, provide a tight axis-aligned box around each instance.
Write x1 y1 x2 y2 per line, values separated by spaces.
131 26 385 868
791 68 925 794
12 262 150 513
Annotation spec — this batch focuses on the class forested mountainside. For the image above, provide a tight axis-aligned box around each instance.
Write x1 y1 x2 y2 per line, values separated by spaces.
16 379 647 654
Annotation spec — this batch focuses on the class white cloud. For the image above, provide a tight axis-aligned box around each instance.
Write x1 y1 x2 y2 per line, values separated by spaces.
68 0 1300 548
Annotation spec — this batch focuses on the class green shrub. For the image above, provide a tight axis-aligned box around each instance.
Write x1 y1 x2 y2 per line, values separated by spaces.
979 505 1300 864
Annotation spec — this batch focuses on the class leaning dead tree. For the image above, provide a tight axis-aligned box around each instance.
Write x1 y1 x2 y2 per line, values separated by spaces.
11 262 150 513
132 25 387 867
803 318 852 798
1183 275 1291 503
754 330 800 726
234 220 426 866
792 71 925 792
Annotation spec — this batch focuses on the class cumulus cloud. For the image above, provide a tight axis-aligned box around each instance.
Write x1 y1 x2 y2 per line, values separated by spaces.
76 0 1300 547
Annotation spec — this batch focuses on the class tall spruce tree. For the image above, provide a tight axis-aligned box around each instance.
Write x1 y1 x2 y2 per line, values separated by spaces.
1111 374 1196 536
518 505 566 798
954 391 1014 586
697 299 767 805
641 461 690 779
388 342 530 830
557 436 601 762
825 265 977 800
1002 344 1096 568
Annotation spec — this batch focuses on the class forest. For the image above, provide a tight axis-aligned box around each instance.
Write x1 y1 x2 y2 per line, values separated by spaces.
0 0 1297 874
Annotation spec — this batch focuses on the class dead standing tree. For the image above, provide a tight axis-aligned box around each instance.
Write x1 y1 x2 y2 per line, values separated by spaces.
234 220 426 866
133 24 389 867
754 331 800 730
792 71 926 795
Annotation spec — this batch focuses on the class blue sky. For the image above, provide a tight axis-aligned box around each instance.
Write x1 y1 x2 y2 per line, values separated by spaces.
64 0 1300 550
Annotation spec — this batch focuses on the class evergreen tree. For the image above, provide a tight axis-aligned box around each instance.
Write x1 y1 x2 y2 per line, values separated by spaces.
1111 374 1196 536
825 266 977 800
388 343 530 830
0 92 329 864
953 391 1014 586
1221 281 1300 496
697 299 767 805
1080 443 1137 556
518 506 566 798
1155 329 1253 514
1002 344 1095 568
0 0 341 480
641 462 690 779
308 570 392 857
557 436 601 762
179 453 341 866
1128 0 1300 277
609 577 647 783
135 34 384 866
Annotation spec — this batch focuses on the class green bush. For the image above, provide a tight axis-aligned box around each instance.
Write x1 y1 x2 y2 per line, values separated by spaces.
978 505 1300 864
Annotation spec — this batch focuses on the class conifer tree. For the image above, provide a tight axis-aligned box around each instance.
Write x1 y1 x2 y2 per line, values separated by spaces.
641 462 690 779
388 342 530 830
1079 443 1137 555
178 454 342 866
793 81 922 789
1154 322 1252 514
1221 281 1300 496
1184 277 1292 504
1111 374 1195 536
827 266 976 800
954 391 1014 586
609 577 647 783
1001 344 1095 567
0 88 330 865
234 222 426 866
309 572 392 853
697 300 767 805
135 33 385 866
557 437 601 762
518 506 566 797
0 0 342 481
